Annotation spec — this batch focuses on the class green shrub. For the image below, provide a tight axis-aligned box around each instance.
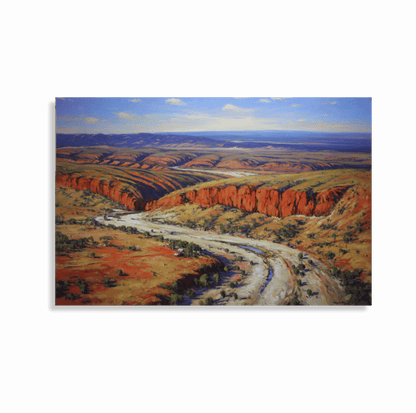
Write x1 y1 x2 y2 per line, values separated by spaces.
229 282 236 288
199 274 210 288
90 252 95 258
199 300 204 305
205 297 214 305
170 293 183 305
234 293 238 299
326 251 335 260
213 273 220 284
117 269 123 276
298 252 303 260
291 296 300 305
296 280 302 287
307 289 312 297
220 290 226 298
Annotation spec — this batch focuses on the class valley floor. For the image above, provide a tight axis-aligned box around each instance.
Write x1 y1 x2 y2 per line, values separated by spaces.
96 211 346 305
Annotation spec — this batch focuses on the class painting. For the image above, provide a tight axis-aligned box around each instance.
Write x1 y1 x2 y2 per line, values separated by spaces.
55 97 371 306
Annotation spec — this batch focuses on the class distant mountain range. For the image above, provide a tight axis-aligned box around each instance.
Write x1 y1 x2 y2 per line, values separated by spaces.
56 132 371 153
56 133 222 149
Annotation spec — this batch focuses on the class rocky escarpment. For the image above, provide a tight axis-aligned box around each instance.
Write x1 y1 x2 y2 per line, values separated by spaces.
56 174 147 210
145 185 348 218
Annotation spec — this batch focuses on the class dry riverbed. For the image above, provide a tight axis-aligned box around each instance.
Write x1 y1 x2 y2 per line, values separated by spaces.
96 211 345 306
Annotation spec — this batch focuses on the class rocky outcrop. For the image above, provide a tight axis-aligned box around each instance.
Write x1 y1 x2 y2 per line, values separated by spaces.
56 173 145 210
145 184 348 218
57 170 348 218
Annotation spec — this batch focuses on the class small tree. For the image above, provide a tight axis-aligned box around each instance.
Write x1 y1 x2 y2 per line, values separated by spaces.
291 296 300 305
234 293 238 299
199 274 209 288
117 269 123 276
199 300 204 305
229 282 236 288
220 290 226 298
298 252 303 260
90 252 96 258
213 273 220 284
307 289 312 297
170 293 183 305
205 297 214 305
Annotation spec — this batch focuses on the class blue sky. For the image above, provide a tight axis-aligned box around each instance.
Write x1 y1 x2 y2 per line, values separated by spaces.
56 97 371 134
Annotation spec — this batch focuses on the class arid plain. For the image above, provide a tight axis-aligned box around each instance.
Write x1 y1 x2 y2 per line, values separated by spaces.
56 141 371 306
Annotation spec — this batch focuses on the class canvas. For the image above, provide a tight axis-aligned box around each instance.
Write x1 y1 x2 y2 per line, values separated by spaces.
55 97 371 306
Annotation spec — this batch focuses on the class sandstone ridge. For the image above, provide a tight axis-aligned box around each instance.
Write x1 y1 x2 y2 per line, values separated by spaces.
145 185 348 218
56 173 146 210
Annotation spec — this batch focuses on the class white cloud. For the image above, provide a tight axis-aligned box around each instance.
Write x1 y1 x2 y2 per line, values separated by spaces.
330 101 337 104
116 112 136 120
297 118 306 122
165 98 186 106
85 117 99 124
292 104 300 107
222 104 252 113
323 113 328 117
259 99 271 103
233 97 249 99
129 99 141 103
271 97 292 101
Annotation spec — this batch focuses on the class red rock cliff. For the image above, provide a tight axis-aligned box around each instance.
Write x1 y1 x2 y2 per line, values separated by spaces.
56 173 145 210
145 184 348 218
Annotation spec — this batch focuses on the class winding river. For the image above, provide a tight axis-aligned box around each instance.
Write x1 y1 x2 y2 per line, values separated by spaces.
95 211 345 306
